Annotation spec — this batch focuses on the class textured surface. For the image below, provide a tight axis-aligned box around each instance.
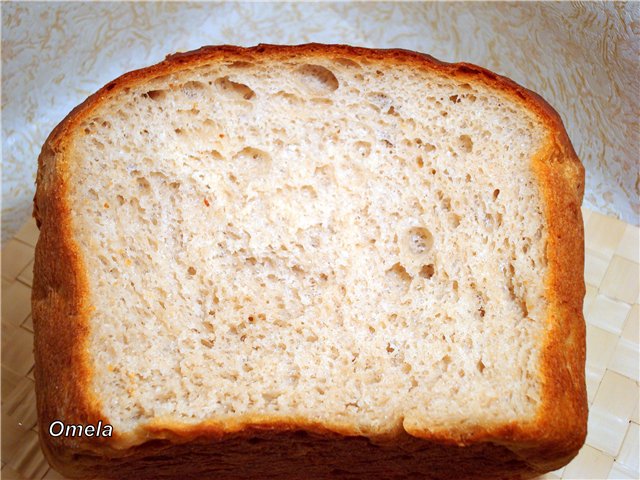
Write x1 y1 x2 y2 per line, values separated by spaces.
1 208 638 479
27 44 586 479
69 52 548 433
1 2 639 245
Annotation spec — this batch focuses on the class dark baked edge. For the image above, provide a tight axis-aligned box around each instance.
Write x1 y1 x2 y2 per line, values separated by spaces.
32 43 587 479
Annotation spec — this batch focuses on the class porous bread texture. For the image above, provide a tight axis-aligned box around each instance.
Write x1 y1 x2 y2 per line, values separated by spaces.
69 56 549 436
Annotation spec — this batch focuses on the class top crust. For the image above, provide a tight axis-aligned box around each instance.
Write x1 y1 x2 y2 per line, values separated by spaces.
32 44 586 478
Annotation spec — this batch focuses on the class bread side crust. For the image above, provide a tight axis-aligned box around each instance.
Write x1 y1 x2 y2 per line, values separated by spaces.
33 44 586 478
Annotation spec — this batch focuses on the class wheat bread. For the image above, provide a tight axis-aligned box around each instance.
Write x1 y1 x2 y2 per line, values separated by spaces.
32 44 587 479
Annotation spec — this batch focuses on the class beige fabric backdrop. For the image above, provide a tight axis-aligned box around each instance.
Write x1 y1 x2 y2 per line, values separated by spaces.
2 2 638 242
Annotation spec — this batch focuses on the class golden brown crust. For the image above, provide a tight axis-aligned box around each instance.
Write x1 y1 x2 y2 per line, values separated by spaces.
32 43 586 479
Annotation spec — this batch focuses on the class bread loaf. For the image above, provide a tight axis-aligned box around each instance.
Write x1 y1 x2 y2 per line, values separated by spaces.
32 44 587 479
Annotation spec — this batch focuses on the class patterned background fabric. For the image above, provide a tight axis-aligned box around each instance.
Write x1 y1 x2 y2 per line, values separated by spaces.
2 2 638 243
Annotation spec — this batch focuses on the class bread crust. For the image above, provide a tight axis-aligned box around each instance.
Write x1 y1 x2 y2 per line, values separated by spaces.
33 44 586 479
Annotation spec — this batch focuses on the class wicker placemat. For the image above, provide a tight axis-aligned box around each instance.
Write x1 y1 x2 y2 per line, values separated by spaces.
2 208 638 479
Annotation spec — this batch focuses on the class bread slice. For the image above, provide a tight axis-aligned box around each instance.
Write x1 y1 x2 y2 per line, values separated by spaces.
33 44 586 479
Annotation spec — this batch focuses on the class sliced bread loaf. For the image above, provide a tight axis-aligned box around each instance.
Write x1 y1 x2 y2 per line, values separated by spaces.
33 44 587 479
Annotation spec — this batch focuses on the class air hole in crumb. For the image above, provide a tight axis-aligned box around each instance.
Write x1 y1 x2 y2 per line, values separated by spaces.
136 177 151 190
233 147 271 164
146 90 167 101
386 343 395 353
228 61 255 69
275 91 303 106
203 149 223 161
419 264 435 279
297 64 339 93
477 360 486 373
478 306 486 317
311 97 333 106
493 189 500 200
382 139 394 150
416 157 424 168
388 262 412 282
407 227 433 254
458 135 473 153
181 80 206 96
262 391 280 403
334 58 361 68
449 94 460 103
354 141 371 157
300 185 317 199
187 266 196 275
214 76 256 100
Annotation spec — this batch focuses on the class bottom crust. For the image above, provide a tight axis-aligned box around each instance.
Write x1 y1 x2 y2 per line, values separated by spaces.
44 429 550 480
